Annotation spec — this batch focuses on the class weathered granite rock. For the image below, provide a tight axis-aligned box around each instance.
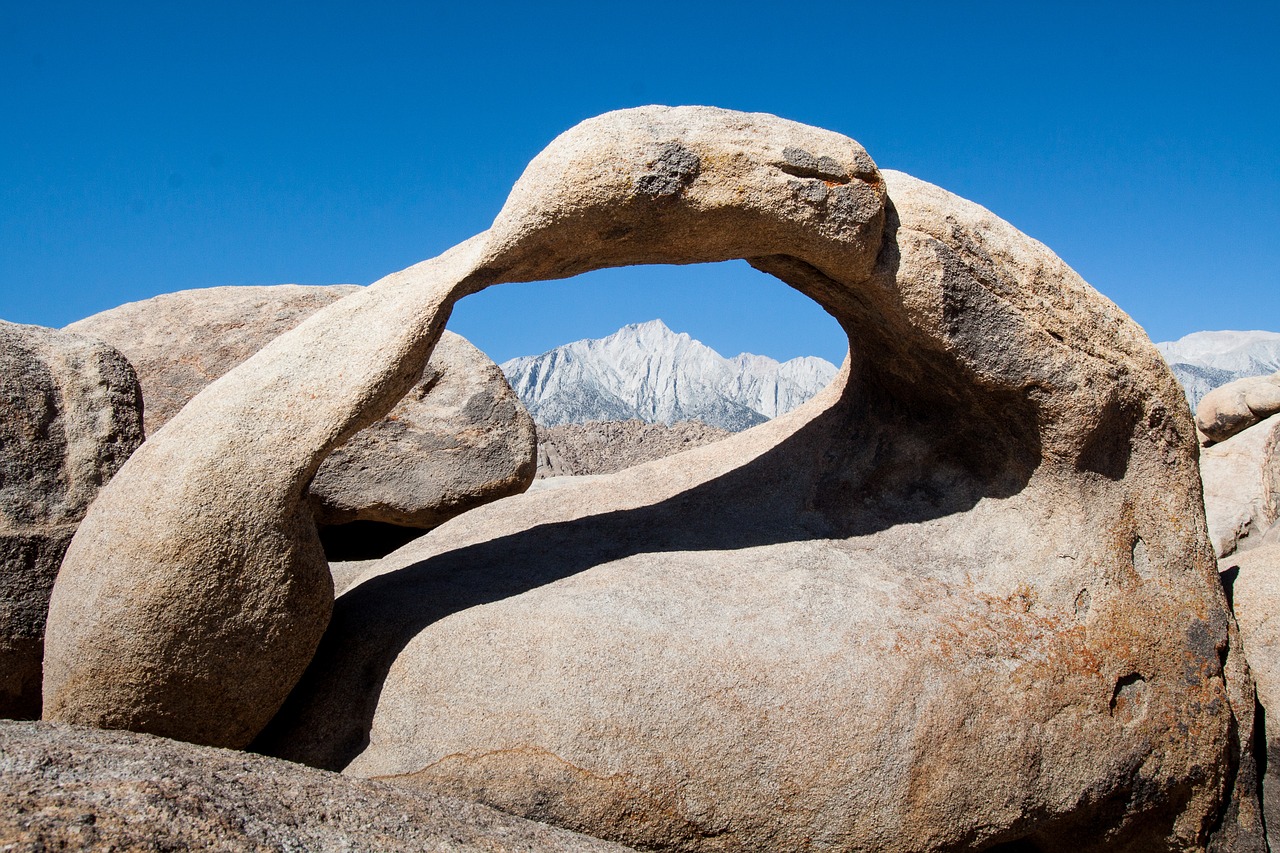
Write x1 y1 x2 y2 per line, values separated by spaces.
1220 543 1280 847
1197 372 1280 444
67 285 536 529
1200 414 1280 556
66 285 360 435
535 419 732 478
44 108 1254 849
0 720 630 852
0 322 143 719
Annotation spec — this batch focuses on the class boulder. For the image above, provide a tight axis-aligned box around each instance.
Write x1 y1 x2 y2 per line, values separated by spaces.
0 321 143 719
43 107 1255 849
1220 543 1280 846
1200 414 1280 556
1197 372 1280 444
535 419 732 478
0 720 629 851
67 285 536 530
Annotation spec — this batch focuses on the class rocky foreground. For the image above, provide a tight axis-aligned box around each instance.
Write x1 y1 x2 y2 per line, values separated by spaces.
3 106 1280 851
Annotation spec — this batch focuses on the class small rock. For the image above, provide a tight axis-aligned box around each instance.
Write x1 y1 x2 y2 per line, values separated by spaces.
1197 372 1280 443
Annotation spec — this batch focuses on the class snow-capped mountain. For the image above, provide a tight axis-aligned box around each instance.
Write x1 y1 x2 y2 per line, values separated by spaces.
500 320 840 432
1155 330 1280 408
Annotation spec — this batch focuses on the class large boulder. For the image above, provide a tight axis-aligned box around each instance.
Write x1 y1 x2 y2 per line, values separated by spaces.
0 720 629 851
67 285 536 529
1197 372 1280 444
43 107 1255 849
0 322 143 719
1200 414 1280 556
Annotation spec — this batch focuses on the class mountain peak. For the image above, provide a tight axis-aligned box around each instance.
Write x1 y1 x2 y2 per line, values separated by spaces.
501 322 838 432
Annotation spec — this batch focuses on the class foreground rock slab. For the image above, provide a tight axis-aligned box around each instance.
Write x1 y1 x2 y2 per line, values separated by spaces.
68 284 536 529
0 321 143 719
0 720 629 852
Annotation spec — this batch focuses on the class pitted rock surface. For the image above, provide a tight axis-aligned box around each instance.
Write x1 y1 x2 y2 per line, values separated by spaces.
0 321 143 719
0 720 630 852
44 108 1255 850
1197 371 1280 444
68 285 536 529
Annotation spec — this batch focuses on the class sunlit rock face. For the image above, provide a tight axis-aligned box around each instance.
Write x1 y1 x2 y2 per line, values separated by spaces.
67 285 536 531
42 107 1255 850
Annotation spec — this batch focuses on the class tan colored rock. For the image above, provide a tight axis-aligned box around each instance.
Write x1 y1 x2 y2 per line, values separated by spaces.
68 285 536 530
0 720 630 852
1197 372 1280 444
0 322 143 719
535 419 732 478
66 284 360 435
1221 543 1280 846
44 107 1255 849
1200 415 1280 556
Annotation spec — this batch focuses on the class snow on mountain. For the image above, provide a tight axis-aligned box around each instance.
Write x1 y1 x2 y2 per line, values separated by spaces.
1155 330 1280 409
500 320 840 432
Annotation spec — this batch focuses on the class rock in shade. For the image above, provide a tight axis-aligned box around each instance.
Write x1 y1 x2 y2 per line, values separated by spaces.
67 285 536 530
309 331 536 528
0 720 630 852
1196 371 1280 444
0 321 143 719
1220 542 1280 849
249 111 1254 850
1200 414 1280 557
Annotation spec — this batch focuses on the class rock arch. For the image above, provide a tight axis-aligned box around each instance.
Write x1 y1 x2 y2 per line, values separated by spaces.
43 107 1248 849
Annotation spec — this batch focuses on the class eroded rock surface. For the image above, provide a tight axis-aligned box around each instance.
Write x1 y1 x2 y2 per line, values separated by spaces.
0 720 629 852
1200 414 1280 556
0 322 143 719
535 419 732 478
68 285 536 530
1197 372 1280 444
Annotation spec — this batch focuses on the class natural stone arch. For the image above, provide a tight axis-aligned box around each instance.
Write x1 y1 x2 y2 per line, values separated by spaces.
42 107 1249 848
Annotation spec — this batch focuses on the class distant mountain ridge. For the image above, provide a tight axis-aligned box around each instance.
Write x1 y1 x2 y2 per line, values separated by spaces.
500 320 840 432
1155 330 1280 409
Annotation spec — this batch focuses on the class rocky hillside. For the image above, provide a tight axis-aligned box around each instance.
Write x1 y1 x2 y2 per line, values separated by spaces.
1157 330 1280 408
501 320 839 432
535 420 731 478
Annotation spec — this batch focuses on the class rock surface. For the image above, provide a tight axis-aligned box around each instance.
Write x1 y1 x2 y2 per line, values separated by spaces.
502 319 838 432
0 720 629 852
252 113 1252 851
0 321 143 719
535 419 732 478
1196 372 1280 444
68 285 536 529
1200 414 1280 556
1220 543 1280 847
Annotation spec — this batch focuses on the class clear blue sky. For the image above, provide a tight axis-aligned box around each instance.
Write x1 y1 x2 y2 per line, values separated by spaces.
2 2 1276 365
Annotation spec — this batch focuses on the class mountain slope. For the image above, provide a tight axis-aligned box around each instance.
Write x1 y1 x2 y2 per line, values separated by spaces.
501 320 840 432
1156 330 1280 408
